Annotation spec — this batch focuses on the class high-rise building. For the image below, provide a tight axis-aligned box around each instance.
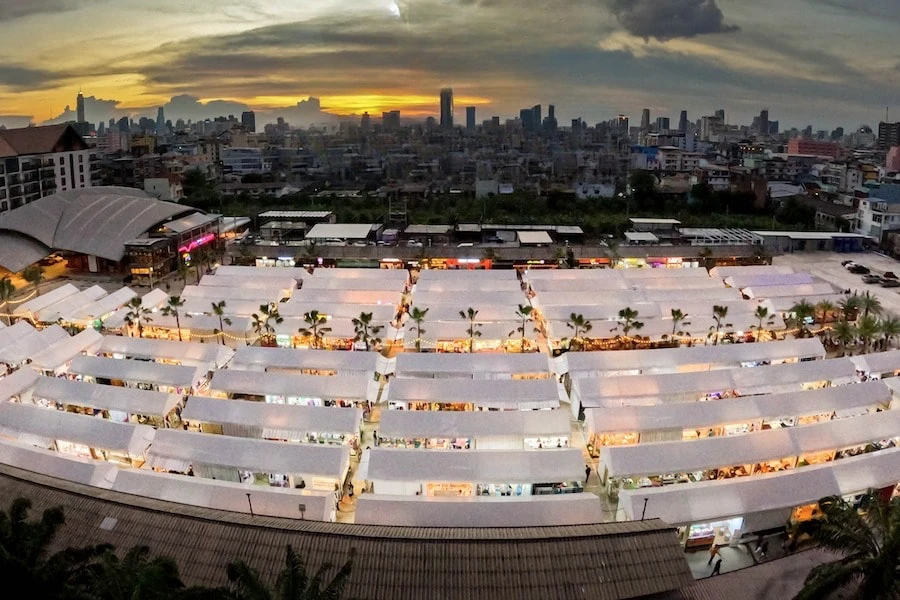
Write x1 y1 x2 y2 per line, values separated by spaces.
440 88 454 129
758 109 769 136
543 104 558 136
678 111 688 133
155 107 166 135
614 114 629 135
641 108 651 131
531 105 542 133
656 117 670 132
241 111 256 133
878 122 900 150
769 121 780 135
714 109 725 122
360 112 371 132
466 106 476 132
520 108 534 132
76 91 85 124
382 110 401 132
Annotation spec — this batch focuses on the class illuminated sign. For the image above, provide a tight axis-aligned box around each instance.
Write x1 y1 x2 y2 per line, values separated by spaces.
178 233 216 253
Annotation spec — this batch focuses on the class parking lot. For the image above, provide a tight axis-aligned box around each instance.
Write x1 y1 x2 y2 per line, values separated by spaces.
776 251 900 317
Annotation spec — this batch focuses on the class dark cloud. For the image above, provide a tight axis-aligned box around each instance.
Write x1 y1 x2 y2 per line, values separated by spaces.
0 65 64 90
0 0 92 21
162 94 250 121
43 95 122 125
607 0 738 40
0 115 35 128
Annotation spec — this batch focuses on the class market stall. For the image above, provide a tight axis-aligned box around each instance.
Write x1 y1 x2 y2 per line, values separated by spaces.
60 287 137 328
101 288 169 331
213 265 310 283
363 447 585 496
741 283 837 300
393 352 550 380
0 368 40 404
199 274 297 297
0 325 68 368
28 329 104 375
181 396 362 445
0 402 155 466
228 346 380 376
355 493 604 527
136 313 253 347
385 378 562 411
32 377 183 427
0 437 117 489
181 284 286 303
96 335 235 370
69 355 204 395
209 369 376 405
730 357 856 395
404 320 540 353
13 283 79 319
850 350 900 380
33 285 108 324
147 429 350 491
377 409 570 450
709 265 795 279
111 468 337 521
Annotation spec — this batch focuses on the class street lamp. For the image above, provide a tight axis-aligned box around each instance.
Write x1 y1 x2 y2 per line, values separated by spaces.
246 492 255 517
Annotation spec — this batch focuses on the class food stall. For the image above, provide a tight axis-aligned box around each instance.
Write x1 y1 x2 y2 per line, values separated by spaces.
384 378 562 412
147 429 350 492
377 409 570 450
198 274 297 298
209 369 376 405
405 320 539 353
30 285 108 325
362 447 585 497
181 396 362 446
68 355 205 396
28 329 104 376
32 377 183 428
137 314 253 347
0 402 155 467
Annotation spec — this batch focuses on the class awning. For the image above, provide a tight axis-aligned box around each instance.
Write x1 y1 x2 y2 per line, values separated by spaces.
69 355 202 389
13 283 79 316
230 346 379 373
182 396 362 436
210 369 371 401
850 350 900 375
97 336 235 369
0 438 116 488
517 231 553 245
0 325 68 365
28 328 103 372
394 352 550 378
386 378 560 410
34 377 182 418
379 409 570 439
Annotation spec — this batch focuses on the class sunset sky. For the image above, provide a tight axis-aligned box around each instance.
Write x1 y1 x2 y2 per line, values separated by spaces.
0 0 897 128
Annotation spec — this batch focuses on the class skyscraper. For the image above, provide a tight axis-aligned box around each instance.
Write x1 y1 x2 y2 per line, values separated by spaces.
76 91 85 124
466 106 476 132
759 108 769 137
656 117 670 132
531 105 542 133
241 111 256 132
678 111 688 133
155 107 166 135
714 109 725 122
640 108 651 132
878 122 900 150
440 88 454 129
360 111 371 132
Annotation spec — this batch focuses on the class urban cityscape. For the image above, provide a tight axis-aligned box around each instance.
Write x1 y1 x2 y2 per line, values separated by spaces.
0 1 898 599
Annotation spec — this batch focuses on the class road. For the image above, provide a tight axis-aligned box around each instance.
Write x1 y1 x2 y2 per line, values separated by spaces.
775 252 900 317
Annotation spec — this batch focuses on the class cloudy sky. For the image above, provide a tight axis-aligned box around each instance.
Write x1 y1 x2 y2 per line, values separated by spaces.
0 0 897 129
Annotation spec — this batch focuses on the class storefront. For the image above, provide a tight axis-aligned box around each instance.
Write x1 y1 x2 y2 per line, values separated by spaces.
209 369 376 406
422 258 492 270
680 517 744 549
68 355 204 396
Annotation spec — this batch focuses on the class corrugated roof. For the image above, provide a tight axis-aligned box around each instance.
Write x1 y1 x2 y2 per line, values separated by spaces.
159 212 219 234
0 464 694 598
306 223 374 239
518 231 553 245
0 124 84 155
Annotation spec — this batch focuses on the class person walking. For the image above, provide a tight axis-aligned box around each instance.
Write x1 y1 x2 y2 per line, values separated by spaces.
711 558 723 576
707 544 720 565
585 464 592 483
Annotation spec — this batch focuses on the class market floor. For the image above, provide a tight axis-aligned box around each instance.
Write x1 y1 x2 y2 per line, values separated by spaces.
685 544 757 579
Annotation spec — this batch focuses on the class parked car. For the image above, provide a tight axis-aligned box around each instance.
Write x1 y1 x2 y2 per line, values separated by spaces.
884 271 898 279
406 240 424 247
862 274 882 284
881 279 900 288
849 264 871 274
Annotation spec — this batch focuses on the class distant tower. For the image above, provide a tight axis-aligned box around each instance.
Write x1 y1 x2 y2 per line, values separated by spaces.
678 110 688 133
360 111 371 133
76 90 85 124
715 109 725 122
440 88 454 129
466 106 476 132
155 106 166 134
640 108 651 132
759 108 769 136
241 111 256 133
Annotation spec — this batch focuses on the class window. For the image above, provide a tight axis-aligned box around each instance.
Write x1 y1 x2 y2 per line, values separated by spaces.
78 155 83 163
79 175 84 183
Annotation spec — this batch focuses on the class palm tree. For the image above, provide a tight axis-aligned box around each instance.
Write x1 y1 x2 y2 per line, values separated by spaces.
0 277 15 326
838 294 861 322
792 494 899 600
615 307 643 338
670 308 686 338
408 307 429 352
352 311 383 351
509 304 536 352
857 315 880 354
459 307 482 353
859 291 883 319
815 299 837 325
22 265 44 297
878 315 900 351
0 497 110 598
566 312 593 350
80 545 186 599
123 297 153 338
251 304 283 347
176 256 191 286
830 321 857 357
211 300 232 346
790 300 816 337
709 304 729 345
299 310 332 350
224 545 353 600
752 305 770 341
161 295 189 342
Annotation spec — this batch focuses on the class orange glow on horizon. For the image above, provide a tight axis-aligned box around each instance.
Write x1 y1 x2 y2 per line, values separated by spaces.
250 93 493 116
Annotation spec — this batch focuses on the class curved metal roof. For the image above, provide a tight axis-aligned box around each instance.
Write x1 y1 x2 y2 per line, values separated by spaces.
0 187 195 270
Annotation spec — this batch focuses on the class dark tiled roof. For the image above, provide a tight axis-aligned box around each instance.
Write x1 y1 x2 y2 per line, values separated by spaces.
0 124 85 156
0 465 693 599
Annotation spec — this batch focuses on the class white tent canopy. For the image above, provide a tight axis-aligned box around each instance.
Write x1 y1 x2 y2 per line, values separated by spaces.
0 438 116 488
210 369 371 401
710 265 795 279
280 302 396 321
302 278 405 292
378 409 570 439
599 409 900 478
724 273 815 289
415 279 523 293
0 321 35 349
200 274 296 292
229 346 379 374
147 429 350 479
393 352 549 378
0 325 68 365
0 402 156 455
28 329 103 373
182 298 269 317
291 288 401 306
14 283 79 316
566 338 825 377
34 377 182 418
0 367 40 401
743 283 837 299
111 469 335 521
765 294 848 313
586 380 891 435
412 305 527 323
619 446 900 525
36 285 108 323
407 321 538 345
356 494 604 527
69 355 202 389
849 350 900 375
412 291 528 308
417 269 518 281
181 285 284 302
311 267 408 280
367 447 584 483
63 287 137 323
182 396 362 437
386 378 561 410
214 265 310 282
102 288 169 329
730 358 856 395
97 336 235 369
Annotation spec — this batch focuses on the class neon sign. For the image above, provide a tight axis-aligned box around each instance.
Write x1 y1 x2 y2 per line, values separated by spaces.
178 233 215 253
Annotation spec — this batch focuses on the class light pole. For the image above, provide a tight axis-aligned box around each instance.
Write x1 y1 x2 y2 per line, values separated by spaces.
641 497 649 521
246 492 254 517
299 503 306 520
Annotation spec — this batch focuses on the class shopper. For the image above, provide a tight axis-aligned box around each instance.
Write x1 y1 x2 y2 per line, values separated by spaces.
585 464 592 483
707 544 720 565
711 558 722 576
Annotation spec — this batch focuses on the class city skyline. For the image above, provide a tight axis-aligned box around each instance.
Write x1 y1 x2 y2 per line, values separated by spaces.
0 0 898 129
